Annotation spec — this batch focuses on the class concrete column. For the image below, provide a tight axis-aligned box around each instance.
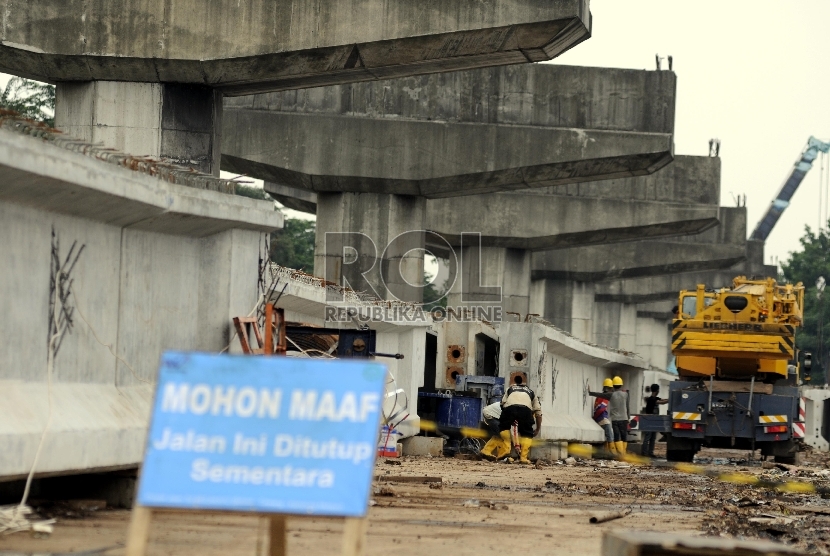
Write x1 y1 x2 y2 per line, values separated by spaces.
55 82 222 175
593 301 637 351
447 246 530 318
635 314 672 370
529 279 595 342
315 192 426 302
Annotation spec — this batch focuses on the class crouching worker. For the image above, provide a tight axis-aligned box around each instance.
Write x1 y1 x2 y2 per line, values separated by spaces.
480 376 542 464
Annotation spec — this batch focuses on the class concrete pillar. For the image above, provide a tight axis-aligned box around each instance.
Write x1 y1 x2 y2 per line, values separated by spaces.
55 82 222 175
529 279 594 342
592 301 637 351
314 192 425 302
447 246 530 317
634 312 672 371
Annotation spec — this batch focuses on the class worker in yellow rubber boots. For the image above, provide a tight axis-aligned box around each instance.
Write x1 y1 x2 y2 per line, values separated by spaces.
589 379 615 455
479 402 510 461
609 376 630 455
501 375 543 464
591 376 630 455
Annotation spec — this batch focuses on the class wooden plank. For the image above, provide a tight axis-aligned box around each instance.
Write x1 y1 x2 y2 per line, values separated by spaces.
602 529 807 555
125 506 153 556
341 517 368 556
233 317 254 354
264 303 274 356
268 515 287 556
374 475 443 484
710 381 773 395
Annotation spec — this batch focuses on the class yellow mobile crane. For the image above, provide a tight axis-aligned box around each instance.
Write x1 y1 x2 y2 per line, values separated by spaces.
640 277 807 462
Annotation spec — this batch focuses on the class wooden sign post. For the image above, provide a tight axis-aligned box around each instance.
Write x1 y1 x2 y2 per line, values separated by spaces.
125 352 385 555
126 509 367 556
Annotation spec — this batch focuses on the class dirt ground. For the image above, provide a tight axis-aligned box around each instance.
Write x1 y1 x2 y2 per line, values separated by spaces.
3 445 830 555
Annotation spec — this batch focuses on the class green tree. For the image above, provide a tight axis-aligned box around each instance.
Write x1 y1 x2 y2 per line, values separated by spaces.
232 185 316 272
423 270 448 310
234 184 270 201
270 218 315 273
781 224 830 384
0 77 55 126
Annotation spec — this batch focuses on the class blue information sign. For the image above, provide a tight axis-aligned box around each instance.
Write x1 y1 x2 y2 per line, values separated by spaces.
136 352 387 517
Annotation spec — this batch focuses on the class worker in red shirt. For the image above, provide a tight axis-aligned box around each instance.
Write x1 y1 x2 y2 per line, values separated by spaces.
592 378 615 454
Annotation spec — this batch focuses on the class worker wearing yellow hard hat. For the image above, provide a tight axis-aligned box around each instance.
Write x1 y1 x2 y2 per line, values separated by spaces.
591 376 630 455
589 379 615 453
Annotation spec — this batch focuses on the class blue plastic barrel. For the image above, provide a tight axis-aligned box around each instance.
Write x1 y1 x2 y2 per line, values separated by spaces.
436 396 482 429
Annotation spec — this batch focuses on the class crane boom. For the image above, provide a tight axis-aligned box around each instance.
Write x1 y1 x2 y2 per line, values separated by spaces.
750 136 830 241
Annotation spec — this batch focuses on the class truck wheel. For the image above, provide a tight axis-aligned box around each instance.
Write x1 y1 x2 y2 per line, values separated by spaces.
666 449 695 463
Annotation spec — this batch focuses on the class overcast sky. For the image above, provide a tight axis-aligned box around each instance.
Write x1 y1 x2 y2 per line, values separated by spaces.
553 0 830 270
3 1 828 271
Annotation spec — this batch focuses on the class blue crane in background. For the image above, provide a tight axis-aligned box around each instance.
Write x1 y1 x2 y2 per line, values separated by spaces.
751 136 830 241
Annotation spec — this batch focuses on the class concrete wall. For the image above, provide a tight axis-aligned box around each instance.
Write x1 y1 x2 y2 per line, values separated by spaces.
0 202 269 479
496 322 648 441
0 127 280 479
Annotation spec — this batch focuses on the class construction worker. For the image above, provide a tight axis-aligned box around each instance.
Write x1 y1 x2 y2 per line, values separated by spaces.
591 376 630 454
640 384 668 458
589 379 615 454
481 401 501 435
479 376 542 464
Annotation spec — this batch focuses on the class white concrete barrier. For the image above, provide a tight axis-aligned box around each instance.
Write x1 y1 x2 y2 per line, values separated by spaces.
0 126 279 479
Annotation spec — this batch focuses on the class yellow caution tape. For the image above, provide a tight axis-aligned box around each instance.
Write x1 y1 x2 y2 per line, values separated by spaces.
566 444 593 458
459 426 490 439
776 481 815 494
718 473 759 485
417 419 827 496
673 462 705 475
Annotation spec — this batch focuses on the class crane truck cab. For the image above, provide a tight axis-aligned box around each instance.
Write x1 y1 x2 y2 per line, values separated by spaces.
639 277 806 463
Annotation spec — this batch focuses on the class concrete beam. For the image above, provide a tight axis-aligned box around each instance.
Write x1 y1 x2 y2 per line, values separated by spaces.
0 1 590 95
426 194 719 250
518 155 720 205
227 112 673 198
530 207 747 281
594 251 779 304
226 63 675 132
240 64 677 302
224 64 677 197
0 125 282 236
267 182 318 214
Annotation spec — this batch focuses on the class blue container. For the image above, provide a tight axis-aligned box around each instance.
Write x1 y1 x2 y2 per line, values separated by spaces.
436 396 482 429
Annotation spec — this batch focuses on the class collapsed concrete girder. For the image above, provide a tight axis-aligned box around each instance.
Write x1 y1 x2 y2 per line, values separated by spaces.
530 207 748 281
0 0 590 95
